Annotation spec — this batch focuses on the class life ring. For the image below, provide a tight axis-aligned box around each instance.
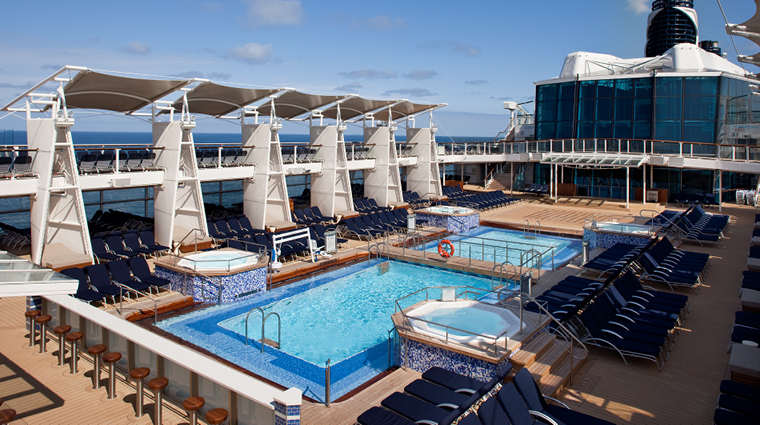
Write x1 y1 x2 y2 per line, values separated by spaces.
438 240 455 258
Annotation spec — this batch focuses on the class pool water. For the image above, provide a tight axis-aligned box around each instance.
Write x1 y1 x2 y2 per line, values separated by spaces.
156 260 498 400
177 250 259 271
595 222 653 234
408 301 520 340
423 227 582 270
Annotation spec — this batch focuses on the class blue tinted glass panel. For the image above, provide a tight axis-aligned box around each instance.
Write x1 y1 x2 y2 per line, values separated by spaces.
633 121 651 139
577 121 594 138
557 99 574 121
656 77 682 96
635 78 652 97
558 82 575 100
597 80 614 97
683 121 715 143
684 77 718 96
578 99 595 121
634 98 652 120
655 97 682 120
614 121 632 139
580 81 596 98
596 98 614 121
556 122 573 138
684 96 716 120
595 121 613 138
615 97 633 120
537 84 558 101
615 79 634 97
655 121 681 141
537 122 556 139
536 101 557 122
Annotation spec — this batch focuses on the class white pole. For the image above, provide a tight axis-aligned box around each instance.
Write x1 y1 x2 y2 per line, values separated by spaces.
719 171 723 213
549 162 554 203
510 162 514 196
626 166 630 209
642 163 647 205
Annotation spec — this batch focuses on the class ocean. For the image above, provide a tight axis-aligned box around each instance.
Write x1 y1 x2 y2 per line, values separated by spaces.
0 130 492 229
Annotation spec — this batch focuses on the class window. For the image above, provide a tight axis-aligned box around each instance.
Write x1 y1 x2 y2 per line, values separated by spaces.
633 121 651 139
596 98 614 121
656 77 682 96
615 79 634 97
684 77 718 96
656 97 682 120
655 121 681 141
615 97 633 120
614 121 632 139
580 81 596 98
537 84 557 101
684 96 716 120
683 121 715 144
635 78 652 97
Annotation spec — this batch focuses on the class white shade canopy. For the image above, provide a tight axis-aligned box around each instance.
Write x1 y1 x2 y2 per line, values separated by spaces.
321 97 396 121
256 90 346 119
541 153 649 168
62 71 191 113
372 101 444 122
171 82 281 117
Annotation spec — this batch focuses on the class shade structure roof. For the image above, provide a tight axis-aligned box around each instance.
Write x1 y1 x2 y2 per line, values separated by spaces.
739 0 760 34
256 90 346 119
321 97 396 121
540 153 649 168
0 251 77 297
171 82 281 117
62 71 191 113
371 101 443 121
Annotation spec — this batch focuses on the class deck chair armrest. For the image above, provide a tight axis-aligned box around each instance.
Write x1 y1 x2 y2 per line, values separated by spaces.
621 307 641 315
436 402 459 410
615 314 636 323
529 410 560 425
626 300 646 309
414 421 438 425
641 284 658 291
454 388 477 395
608 321 630 331
543 396 570 409
631 295 651 303
601 329 624 339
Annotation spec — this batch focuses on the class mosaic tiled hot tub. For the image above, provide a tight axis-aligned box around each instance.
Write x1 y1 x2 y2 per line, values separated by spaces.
583 221 657 250
154 248 267 303
416 206 479 233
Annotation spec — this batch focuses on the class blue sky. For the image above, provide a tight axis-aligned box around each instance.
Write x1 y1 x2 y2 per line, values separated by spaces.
0 0 757 136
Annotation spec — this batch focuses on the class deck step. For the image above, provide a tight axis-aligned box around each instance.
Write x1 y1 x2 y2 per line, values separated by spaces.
537 344 587 398
526 339 570 385
508 331 556 369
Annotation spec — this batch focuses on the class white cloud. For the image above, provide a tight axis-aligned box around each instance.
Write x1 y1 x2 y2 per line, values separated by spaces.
404 70 438 80
627 0 651 14
363 15 406 31
418 41 481 58
126 42 151 55
334 82 363 92
464 79 488 86
244 0 304 28
227 43 274 64
338 69 397 79
382 87 438 98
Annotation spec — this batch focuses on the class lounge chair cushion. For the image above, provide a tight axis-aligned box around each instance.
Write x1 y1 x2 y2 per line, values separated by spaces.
729 342 760 378
357 407 415 425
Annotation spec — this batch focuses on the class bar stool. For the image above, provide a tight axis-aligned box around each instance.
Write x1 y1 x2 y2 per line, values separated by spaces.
206 408 228 425
24 309 41 347
147 377 169 425
129 367 150 418
53 325 71 366
182 396 205 425
87 344 107 389
0 408 15 425
34 315 52 353
65 331 83 374
103 352 122 399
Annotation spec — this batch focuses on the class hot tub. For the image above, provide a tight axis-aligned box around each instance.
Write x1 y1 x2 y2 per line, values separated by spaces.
407 300 521 343
416 206 480 233
154 248 266 304
583 221 658 249
177 250 260 273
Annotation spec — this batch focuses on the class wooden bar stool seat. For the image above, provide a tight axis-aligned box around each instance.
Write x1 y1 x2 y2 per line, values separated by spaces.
53 325 71 366
24 309 41 347
87 344 107 389
206 408 229 425
129 367 150 417
103 352 122 399
0 408 16 425
33 315 52 353
65 331 84 374
148 377 169 425
183 396 205 425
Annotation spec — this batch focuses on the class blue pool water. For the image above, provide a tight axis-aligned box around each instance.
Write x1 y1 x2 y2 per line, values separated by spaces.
424 227 582 270
156 260 498 401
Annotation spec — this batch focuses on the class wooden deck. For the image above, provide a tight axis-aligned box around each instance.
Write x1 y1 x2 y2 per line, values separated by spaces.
0 200 752 424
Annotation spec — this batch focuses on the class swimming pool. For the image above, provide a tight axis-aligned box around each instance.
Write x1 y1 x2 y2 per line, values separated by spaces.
177 250 260 272
423 227 582 270
407 300 521 343
156 260 498 401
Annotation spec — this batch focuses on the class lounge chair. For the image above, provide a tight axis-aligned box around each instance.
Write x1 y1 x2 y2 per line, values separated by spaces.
512 369 615 425
105 234 140 258
91 237 120 262
138 230 170 253
83 264 123 303
106 260 152 293
122 231 155 256
380 392 461 425
61 267 107 305
127 257 170 292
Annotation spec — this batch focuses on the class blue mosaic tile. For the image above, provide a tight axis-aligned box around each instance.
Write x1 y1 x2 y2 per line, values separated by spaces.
274 401 286 414
417 212 480 234
155 265 266 304
399 338 510 382
583 228 651 250
286 405 300 416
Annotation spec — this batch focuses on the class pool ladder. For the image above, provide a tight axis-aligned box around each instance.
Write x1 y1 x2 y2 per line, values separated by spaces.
523 220 540 239
244 307 281 353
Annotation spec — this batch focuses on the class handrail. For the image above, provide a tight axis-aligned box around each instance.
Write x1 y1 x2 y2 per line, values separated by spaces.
176 227 207 253
116 282 160 324
244 307 264 346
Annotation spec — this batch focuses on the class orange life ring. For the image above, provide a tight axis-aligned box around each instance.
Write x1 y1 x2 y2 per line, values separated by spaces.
438 240 455 258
